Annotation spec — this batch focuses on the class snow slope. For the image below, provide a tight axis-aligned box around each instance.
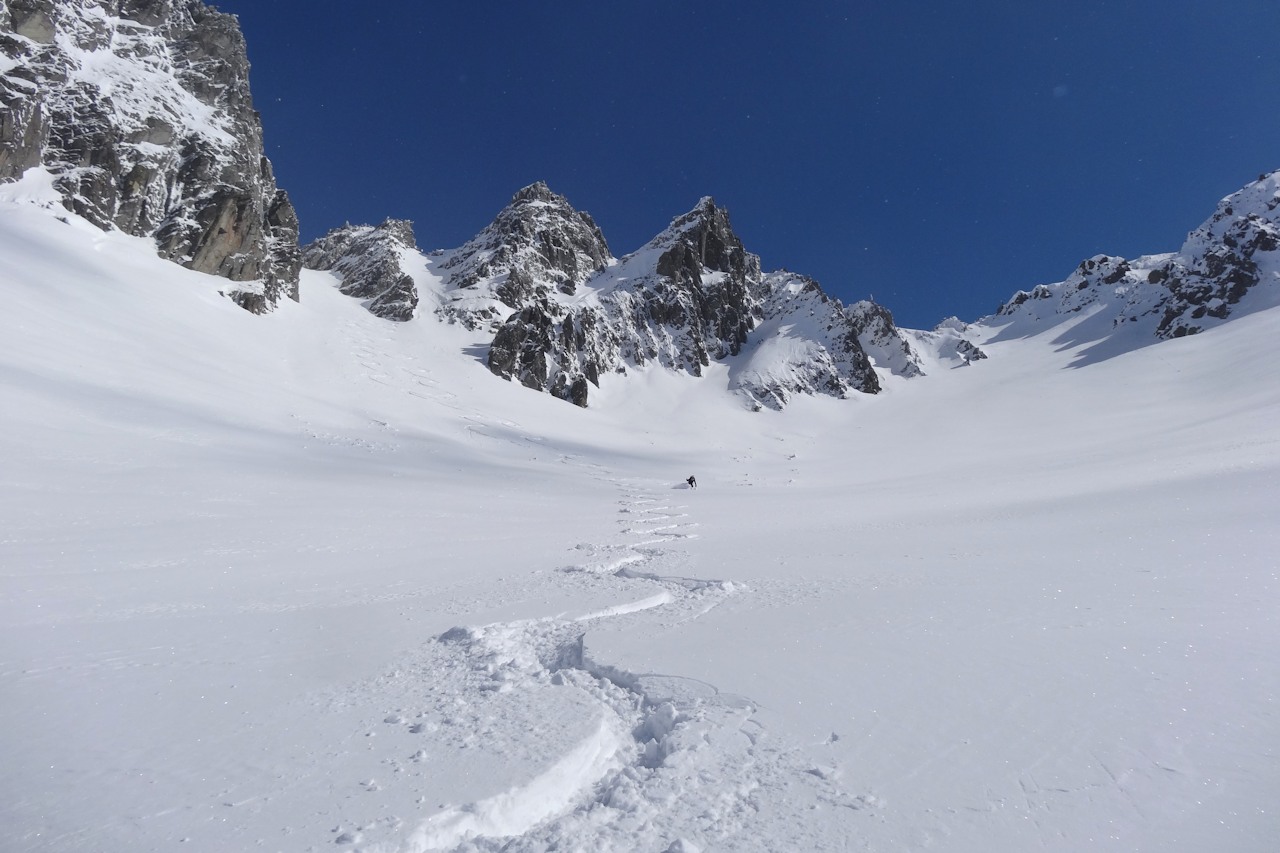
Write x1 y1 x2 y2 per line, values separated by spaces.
2 195 1278 852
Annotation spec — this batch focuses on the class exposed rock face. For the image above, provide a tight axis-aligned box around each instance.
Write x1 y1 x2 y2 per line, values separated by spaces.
1156 171 1280 337
302 219 419 321
846 300 925 378
0 0 300 311
730 272 878 410
954 338 987 363
486 196 886 409
487 196 770 406
437 181 612 330
992 170 1280 337
487 300 603 407
638 197 767 366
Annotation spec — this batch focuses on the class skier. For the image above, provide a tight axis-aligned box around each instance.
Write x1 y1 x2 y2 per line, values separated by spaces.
687 475 697 489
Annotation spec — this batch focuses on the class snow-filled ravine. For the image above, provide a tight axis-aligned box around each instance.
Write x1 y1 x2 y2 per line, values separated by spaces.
2 194 1278 852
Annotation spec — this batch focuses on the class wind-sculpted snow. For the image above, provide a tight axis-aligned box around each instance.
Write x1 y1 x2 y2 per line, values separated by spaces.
0 0 301 311
896 316 988 371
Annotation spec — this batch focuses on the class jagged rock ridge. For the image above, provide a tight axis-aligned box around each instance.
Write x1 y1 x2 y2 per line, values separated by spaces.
730 272 879 410
312 185 916 409
846 300 927 378
484 194 899 409
0 0 300 311
303 219 419 321
486 195 772 406
993 170 1280 337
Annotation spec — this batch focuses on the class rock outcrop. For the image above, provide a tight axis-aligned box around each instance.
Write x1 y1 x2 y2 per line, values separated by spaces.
0 0 300 311
992 170 1280 338
485 195 887 409
485 196 767 406
1156 171 1280 337
303 219 419 321
846 300 925 378
729 272 879 410
437 181 612 331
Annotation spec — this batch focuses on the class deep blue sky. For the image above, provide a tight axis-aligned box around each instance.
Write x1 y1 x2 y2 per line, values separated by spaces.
215 1 1280 328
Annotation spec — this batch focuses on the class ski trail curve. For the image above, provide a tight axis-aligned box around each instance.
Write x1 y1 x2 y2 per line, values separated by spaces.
340 477 874 852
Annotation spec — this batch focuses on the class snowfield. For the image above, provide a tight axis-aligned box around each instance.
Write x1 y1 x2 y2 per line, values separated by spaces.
2 195 1278 852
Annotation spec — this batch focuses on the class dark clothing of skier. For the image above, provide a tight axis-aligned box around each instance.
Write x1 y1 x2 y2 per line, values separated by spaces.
687 475 697 489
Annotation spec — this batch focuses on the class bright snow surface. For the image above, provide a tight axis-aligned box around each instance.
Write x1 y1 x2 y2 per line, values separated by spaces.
2 196 1278 852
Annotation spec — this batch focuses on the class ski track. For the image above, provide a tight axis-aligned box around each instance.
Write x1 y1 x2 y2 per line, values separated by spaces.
323 475 875 852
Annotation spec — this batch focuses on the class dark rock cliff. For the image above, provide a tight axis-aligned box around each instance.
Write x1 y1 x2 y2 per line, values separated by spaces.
1155 171 1280 337
486 196 769 406
0 0 300 311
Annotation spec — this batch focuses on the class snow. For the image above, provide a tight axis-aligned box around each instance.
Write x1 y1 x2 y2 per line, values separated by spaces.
57 9 239 148
2 196 1279 852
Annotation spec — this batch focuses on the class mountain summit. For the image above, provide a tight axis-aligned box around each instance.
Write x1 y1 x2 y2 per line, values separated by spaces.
435 181 614 331
305 184 955 409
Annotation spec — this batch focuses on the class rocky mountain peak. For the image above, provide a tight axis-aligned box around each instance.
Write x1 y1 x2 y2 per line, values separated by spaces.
1187 170 1280 253
511 179 557 205
443 182 611 292
435 181 612 330
484 195 895 411
0 0 301 312
729 271 879 410
846 300 926 379
647 196 754 281
302 219 419 322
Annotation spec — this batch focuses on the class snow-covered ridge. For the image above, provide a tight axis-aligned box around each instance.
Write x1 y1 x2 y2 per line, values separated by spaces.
988 169 1280 340
285 162 1279 410
16 0 1269 408
732 272 878 410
